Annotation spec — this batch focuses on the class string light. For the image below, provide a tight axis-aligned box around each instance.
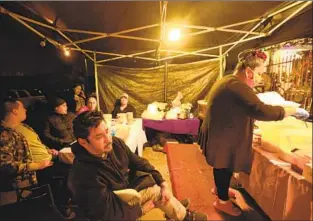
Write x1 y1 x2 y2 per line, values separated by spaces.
40 38 46 47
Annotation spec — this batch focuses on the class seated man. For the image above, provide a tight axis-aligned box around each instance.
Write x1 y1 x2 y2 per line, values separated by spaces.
111 93 136 118
0 99 52 192
43 97 76 150
68 111 207 221
0 98 75 219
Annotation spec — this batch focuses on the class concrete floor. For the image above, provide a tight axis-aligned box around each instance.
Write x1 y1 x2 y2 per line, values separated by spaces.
139 146 270 221
0 146 270 221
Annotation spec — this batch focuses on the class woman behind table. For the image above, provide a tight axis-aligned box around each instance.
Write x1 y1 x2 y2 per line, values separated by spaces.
198 49 309 216
77 94 98 115
111 93 136 118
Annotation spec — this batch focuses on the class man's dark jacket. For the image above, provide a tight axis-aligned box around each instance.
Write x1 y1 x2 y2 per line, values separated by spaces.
68 137 165 221
43 112 76 150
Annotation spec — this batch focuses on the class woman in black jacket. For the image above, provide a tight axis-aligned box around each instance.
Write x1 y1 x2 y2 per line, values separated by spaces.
111 93 136 118
198 49 309 216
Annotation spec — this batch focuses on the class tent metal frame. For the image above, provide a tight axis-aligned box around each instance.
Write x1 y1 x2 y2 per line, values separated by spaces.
0 1 311 64
0 1 311 105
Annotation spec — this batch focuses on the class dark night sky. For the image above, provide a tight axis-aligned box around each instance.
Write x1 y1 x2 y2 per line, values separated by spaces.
0 2 311 75
0 14 85 76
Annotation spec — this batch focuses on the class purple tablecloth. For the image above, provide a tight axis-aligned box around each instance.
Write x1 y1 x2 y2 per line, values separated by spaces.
142 118 200 135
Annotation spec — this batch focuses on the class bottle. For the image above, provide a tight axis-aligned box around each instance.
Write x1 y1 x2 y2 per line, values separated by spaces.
110 123 116 137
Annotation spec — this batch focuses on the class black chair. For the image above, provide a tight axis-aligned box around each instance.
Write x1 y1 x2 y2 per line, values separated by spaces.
0 179 75 220
15 183 56 207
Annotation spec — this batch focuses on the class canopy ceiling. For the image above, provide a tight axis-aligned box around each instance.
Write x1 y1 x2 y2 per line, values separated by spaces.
0 1 312 68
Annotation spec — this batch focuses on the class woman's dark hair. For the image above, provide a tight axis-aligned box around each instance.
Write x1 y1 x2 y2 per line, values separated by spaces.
72 83 82 89
73 111 104 139
235 49 267 73
86 93 97 102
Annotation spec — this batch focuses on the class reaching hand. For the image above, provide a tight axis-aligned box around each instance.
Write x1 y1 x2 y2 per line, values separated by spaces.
80 91 86 99
74 95 79 101
48 149 59 156
292 108 310 120
141 200 155 215
160 182 172 205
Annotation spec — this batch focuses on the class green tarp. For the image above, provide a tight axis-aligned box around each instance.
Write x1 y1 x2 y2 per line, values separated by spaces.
97 59 220 117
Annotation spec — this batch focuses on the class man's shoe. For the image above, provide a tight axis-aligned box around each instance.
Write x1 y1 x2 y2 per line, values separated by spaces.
213 199 241 216
165 198 190 220
180 198 190 210
183 210 208 221
211 187 236 198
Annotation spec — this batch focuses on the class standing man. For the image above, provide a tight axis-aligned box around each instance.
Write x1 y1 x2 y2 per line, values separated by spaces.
198 49 309 216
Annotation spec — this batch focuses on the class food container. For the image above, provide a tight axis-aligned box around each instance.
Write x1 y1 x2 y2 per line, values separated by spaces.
178 112 187 119
197 100 207 120
103 114 112 127
127 112 134 124
253 129 262 147
117 113 127 124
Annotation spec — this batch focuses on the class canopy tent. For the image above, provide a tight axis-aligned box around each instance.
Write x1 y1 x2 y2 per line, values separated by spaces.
0 1 312 114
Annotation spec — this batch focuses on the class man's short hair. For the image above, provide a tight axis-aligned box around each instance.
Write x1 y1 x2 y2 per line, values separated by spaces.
1 97 20 119
73 111 104 139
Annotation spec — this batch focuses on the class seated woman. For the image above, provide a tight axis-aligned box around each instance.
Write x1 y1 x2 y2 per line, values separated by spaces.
77 94 98 115
111 93 136 118
43 97 76 150
65 83 86 113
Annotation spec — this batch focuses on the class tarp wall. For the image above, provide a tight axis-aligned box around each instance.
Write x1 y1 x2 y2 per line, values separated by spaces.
97 59 220 117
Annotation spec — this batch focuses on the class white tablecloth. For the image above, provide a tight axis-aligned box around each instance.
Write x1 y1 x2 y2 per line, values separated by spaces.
59 118 147 159
115 118 147 156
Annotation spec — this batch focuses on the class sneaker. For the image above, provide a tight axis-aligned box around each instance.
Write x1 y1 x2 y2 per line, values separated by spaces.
165 198 190 220
183 210 208 221
211 187 236 198
152 144 166 153
180 198 190 210
213 198 241 216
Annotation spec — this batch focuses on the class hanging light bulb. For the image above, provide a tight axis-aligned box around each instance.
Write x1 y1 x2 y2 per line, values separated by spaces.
168 28 181 41
63 47 71 57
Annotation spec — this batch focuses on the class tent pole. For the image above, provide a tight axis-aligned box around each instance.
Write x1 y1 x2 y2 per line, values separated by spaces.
268 1 312 35
160 35 263 61
84 58 88 75
62 24 159 46
219 46 223 79
93 53 100 111
161 49 219 58
164 61 168 103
